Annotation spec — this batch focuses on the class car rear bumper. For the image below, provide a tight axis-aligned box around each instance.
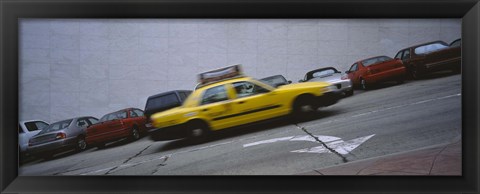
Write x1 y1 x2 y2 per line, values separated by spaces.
27 137 77 155
328 79 353 94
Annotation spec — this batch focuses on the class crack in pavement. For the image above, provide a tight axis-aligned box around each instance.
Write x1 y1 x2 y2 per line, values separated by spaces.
150 154 171 175
105 144 152 175
294 123 348 163
428 144 449 175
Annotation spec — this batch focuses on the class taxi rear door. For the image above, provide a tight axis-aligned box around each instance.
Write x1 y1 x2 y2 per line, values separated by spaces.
197 84 236 130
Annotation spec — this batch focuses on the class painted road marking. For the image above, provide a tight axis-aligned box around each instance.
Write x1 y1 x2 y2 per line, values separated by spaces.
243 134 375 155
292 134 375 154
76 93 457 175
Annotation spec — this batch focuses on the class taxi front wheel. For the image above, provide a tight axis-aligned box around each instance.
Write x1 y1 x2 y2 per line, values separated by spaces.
292 95 317 118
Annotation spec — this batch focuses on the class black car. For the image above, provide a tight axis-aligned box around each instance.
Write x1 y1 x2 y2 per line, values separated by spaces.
144 90 192 128
259 75 292 88
450 38 461 47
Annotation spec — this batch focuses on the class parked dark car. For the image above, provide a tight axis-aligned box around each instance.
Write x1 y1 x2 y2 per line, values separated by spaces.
27 116 98 159
85 108 148 149
299 67 353 96
259 75 292 88
450 38 461 47
144 90 192 128
394 40 461 79
346 56 406 90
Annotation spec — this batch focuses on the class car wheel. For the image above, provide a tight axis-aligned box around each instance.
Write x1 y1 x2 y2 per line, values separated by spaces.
345 89 354 97
188 122 211 144
76 136 87 151
360 79 368 90
293 95 316 119
96 142 106 149
42 152 54 160
452 66 461 74
411 66 420 80
130 127 140 141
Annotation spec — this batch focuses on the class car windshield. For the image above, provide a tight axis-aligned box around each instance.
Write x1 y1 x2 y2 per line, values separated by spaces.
414 42 448 55
259 76 287 88
146 93 180 110
99 111 127 122
306 68 338 80
362 56 392 67
24 121 48 132
39 119 72 134
311 69 336 79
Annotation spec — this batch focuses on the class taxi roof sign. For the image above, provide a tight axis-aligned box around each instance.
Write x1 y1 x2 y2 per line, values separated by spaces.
197 65 244 87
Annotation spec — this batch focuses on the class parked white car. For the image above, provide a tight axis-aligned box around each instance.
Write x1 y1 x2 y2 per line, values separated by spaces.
19 120 49 157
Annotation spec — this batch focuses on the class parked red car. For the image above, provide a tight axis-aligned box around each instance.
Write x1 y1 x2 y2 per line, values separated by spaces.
345 56 406 90
394 40 461 79
86 108 149 148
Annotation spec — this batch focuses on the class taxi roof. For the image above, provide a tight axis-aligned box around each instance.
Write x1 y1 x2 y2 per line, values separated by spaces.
195 77 253 92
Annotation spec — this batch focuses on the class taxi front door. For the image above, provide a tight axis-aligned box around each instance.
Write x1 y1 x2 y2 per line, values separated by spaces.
229 81 282 126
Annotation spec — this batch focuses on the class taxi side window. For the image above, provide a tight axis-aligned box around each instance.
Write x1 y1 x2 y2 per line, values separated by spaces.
233 81 269 98
201 85 229 105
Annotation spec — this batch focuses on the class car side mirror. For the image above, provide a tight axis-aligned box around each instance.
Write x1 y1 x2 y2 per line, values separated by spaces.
288 80 292 84
298 79 304 83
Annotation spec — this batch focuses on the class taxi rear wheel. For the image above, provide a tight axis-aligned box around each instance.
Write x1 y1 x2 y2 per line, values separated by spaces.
187 121 211 143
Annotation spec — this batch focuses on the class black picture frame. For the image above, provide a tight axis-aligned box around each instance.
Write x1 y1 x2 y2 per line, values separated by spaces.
1 0 479 193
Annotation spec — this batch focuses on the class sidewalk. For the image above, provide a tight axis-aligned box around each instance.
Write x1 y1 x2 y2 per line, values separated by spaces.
300 140 461 175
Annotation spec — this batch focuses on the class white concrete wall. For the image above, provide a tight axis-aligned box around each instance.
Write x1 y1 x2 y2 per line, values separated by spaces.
19 19 461 123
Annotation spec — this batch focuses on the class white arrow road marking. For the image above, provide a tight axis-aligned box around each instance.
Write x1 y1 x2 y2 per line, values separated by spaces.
243 134 375 155
243 135 341 148
291 134 375 154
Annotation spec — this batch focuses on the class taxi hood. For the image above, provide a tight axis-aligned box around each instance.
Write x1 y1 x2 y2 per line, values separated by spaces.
275 81 331 90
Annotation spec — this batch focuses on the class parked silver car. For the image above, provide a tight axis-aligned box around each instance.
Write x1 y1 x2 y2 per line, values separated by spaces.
28 116 98 159
299 67 354 96
259 75 292 88
19 120 49 157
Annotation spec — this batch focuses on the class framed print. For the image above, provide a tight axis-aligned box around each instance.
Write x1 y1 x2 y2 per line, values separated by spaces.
1 0 479 193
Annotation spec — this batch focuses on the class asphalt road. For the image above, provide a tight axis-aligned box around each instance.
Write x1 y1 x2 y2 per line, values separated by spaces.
19 72 462 175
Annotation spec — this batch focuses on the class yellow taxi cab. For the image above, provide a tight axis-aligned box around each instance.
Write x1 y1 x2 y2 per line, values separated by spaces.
149 65 341 141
